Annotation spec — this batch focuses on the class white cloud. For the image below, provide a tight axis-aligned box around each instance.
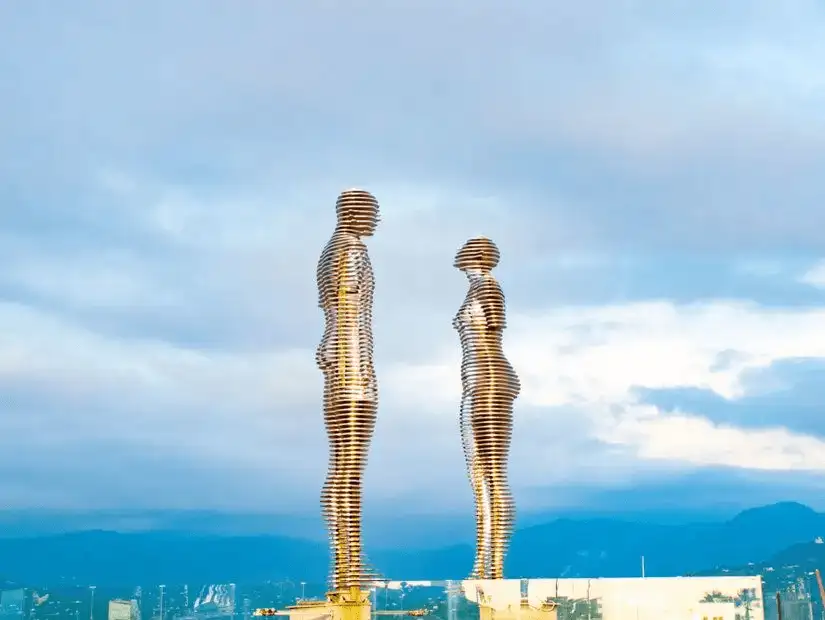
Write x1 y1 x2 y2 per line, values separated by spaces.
1 252 183 310
800 260 825 288
3 0 824 167
389 300 825 482
4 293 825 509
607 407 825 471
732 260 785 278
0 302 319 459
2 1 824 265
1 165 823 508
2 0 825 510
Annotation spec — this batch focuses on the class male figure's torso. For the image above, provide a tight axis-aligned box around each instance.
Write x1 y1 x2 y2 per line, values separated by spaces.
317 229 377 402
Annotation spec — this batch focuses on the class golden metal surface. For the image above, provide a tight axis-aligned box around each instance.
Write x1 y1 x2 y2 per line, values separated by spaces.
317 189 380 590
453 237 520 580
327 588 371 620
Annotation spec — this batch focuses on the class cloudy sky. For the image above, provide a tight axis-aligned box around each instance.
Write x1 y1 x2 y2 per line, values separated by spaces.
2 1 825 524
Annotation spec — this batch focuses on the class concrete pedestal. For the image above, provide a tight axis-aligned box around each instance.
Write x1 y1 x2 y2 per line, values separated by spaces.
283 588 370 620
479 601 558 620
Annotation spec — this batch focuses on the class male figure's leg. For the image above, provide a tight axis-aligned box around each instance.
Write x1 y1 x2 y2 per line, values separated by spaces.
337 399 376 588
323 384 349 589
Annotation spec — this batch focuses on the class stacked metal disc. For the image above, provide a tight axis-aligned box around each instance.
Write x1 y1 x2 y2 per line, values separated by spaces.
316 189 380 590
453 236 520 580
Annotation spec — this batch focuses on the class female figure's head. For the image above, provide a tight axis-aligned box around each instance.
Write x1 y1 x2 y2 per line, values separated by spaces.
454 236 500 274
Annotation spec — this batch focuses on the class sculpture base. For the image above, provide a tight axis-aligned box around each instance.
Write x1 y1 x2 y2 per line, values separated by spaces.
283 588 370 620
327 587 372 620
479 601 557 620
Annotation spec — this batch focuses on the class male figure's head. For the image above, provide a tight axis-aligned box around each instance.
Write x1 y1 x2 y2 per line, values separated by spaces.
336 189 380 237
454 236 500 273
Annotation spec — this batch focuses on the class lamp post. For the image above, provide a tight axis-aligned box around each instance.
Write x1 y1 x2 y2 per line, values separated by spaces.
89 586 96 620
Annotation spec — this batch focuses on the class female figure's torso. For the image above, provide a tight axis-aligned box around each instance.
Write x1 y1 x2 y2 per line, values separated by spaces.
453 276 520 399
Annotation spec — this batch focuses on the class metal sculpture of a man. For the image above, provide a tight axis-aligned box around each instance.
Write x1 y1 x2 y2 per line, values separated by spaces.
453 236 520 580
316 189 379 591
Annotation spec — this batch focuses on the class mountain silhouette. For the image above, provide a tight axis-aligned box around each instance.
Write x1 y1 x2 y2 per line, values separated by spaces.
375 501 824 579
692 529 825 610
0 502 821 586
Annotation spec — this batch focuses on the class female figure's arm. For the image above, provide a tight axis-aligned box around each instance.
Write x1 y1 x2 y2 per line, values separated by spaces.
479 279 507 332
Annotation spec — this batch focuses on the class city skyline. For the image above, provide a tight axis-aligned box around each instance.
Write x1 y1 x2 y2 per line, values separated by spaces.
1 1 825 515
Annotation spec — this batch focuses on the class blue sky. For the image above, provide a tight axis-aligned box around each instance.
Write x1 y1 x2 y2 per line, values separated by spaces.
1 1 825 519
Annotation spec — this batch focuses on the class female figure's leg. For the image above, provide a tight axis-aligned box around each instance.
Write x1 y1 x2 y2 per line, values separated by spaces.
474 390 515 580
462 389 488 578
487 421 514 579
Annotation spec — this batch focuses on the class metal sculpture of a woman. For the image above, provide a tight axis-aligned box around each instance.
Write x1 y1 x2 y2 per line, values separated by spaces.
452 236 520 580
316 189 379 591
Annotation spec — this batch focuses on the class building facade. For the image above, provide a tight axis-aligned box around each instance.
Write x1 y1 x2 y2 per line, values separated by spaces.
371 576 764 620
108 599 139 620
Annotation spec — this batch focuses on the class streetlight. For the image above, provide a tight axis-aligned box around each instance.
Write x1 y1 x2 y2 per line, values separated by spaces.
89 586 96 620
158 586 165 620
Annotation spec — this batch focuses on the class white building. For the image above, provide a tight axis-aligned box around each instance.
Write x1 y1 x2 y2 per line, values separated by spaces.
108 599 139 620
449 576 764 620
692 602 737 620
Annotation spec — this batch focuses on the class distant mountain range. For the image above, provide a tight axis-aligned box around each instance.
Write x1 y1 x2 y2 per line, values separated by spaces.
1 501 823 587
694 536 825 596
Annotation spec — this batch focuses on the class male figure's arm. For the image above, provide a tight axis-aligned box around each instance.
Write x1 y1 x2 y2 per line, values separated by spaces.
355 246 376 382
335 239 365 391
316 246 336 371
336 239 363 309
